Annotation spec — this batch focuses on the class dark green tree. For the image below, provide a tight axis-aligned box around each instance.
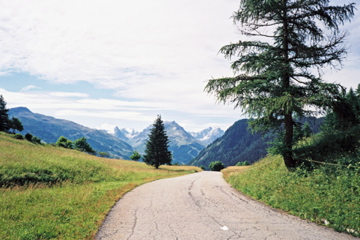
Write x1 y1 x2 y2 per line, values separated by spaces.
143 115 172 168
130 151 141 161
323 87 360 131
0 95 24 134
9 117 24 133
205 0 355 170
56 136 73 149
0 95 11 132
25 133 33 142
74 137 96 154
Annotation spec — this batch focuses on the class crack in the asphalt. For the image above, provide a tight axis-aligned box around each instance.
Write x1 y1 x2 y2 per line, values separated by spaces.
126 208 138 240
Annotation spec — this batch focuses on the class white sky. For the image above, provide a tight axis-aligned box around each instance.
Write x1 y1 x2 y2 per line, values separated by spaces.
0 0 359 132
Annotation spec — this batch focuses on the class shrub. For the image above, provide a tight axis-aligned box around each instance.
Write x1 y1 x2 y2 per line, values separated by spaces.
12 134 24 140
130 151 141 161
236 161 250 166
25 133 33 142
209 161 225 171
56 136 73 149
32 136 42 144
98 152 110 158
74 137 95 154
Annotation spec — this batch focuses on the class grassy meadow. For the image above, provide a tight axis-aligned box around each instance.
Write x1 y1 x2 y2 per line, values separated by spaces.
0 132 201 239
222 155 360 237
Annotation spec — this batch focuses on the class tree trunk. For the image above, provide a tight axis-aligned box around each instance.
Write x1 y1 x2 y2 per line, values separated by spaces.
284 113 297 170
281 0 296 171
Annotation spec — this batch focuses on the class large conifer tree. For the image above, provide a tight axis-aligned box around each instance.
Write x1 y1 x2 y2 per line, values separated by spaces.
143 115 172 169
0 95 11 132
206 0 355 170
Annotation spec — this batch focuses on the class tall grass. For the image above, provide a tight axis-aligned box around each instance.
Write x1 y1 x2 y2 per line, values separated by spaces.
223 155 360 237
0 133 201 239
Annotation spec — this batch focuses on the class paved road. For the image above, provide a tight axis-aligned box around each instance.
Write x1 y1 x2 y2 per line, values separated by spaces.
96 171 357 240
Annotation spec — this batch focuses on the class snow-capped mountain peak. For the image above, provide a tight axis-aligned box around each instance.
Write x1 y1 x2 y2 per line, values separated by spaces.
190 127 224 146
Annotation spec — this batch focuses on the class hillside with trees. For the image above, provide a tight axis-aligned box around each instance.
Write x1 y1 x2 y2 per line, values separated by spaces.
190 117 322 168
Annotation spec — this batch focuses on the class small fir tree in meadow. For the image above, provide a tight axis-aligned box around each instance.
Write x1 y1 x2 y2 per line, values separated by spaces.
143 115 172 169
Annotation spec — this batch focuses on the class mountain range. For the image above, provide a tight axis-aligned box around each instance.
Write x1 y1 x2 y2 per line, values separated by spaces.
9 107 224 164
9 107 134 159
113 122 224 164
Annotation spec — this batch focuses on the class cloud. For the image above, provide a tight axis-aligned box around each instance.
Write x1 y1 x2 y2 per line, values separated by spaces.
95 123 117 134
0 0 358 132
49 92 89 98
20 85 41 92
0 0 239 95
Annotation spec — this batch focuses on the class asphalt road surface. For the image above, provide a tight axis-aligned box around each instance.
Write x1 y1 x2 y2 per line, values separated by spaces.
96 171 357 240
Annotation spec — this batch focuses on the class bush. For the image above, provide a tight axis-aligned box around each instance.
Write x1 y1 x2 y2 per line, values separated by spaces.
130 151 141 161
74 137 95 154
209 161 225 171
25 133 33 142
56 136 73 149
98 152 110 158
32 136 42 144
293 125 360 168
12 134 24 140
236 161 250 166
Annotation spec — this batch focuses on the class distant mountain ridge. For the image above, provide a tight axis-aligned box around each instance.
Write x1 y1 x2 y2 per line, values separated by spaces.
189 117 324 168
114 125 224 147
9 107 134 159
189 119 270 168
112 121 221 164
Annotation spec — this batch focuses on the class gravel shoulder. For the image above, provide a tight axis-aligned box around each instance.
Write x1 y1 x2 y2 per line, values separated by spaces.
96 171 358 240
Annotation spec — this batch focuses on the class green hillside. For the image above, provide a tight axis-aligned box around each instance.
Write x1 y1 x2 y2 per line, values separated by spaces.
222 154 360 237
0 132 201 239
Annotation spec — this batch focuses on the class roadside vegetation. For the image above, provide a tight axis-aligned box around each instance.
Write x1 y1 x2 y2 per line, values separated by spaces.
209 161 225 171
222 155 360 237
0 132 201 239
221 86 360 237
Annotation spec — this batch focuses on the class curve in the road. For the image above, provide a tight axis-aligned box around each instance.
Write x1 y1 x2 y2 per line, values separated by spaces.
96 171 357 240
